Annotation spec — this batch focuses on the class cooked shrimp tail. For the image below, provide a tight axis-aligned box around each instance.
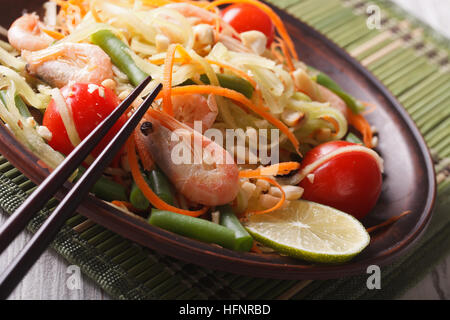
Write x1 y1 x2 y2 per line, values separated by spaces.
23 43 114 88
134 109 239 206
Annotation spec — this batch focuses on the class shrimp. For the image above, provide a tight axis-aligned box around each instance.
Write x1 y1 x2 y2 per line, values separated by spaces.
172 93 218 133
23 43 114 88
8 13 53 52
163 3 216 25
134 109 239 206
163 3 238 38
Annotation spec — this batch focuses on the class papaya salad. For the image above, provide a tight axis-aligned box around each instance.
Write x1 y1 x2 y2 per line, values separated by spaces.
0 0 386 263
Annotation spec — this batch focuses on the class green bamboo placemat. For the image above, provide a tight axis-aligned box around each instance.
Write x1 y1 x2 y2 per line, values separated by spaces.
0 0 449 299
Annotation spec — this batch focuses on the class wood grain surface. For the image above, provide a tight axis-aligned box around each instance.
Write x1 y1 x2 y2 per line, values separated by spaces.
393 0 450 39
0 0 449 300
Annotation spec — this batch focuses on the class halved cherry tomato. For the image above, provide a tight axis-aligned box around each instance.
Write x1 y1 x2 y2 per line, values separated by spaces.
43 83 126 158
299 141 382 220
221 3 275 47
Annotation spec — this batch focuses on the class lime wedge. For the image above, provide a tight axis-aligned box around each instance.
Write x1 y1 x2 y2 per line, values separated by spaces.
244 200 370 263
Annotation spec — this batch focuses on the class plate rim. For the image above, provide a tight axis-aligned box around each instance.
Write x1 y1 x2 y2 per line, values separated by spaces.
0 2 437 280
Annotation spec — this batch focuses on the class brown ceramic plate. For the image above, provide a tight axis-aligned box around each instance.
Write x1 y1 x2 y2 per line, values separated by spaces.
0 0 436 279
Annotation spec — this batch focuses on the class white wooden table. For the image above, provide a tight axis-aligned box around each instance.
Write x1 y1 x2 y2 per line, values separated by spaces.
393 0 450 39
1 0 449 300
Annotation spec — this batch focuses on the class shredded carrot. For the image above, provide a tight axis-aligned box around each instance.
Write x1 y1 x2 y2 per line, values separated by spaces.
209 63 264 115
213 6 221 42
160 44 195 116
149 57 183 65
321 115 340 134
91 2 103 23
250 241 262 253
347 110 374 148
69 0 88 15
205 59 257 88
91 9 102 22
111 201 135 212
150 85 300 153
162 44 179 116
150 49 192 66
126 136 208 217
366 210 412 234
173 45 193 63
206 0 299 61
362 101 378 115
270 41 285 65
42 28 65 40
275 37 295 72
245 176 286 215
142 0 178 6
239 162 300 178
151 56 260 95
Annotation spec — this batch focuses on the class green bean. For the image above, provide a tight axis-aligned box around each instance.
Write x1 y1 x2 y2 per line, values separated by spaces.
181 73 254 99
147 168 175 206
315 73 341 92
149 209 236 250
200 74 254 99
76 167 127 202
218 205 253 252
0 91 32 118
129 166 174 211
88 175 128 202
316 73 365 114
90 30 148 86
129 182 150 210
345 132 363 145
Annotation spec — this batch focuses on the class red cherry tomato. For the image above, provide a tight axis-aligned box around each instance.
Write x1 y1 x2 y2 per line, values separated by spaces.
221 3 275 47
43 83 126 158
299 141 382 220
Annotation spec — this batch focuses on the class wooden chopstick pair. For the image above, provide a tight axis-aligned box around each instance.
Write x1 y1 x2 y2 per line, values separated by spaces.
0 76 162 299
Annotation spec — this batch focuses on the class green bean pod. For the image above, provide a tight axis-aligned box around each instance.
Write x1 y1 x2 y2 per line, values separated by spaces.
91 176 128 202
149 209 236 250
181 73 254 99
218 205 253 252
316 73 365 114
90 30 149 86
200 74 254 99
129 167 174 210
147 168 175 206
76 167 127 202
129 182 150 210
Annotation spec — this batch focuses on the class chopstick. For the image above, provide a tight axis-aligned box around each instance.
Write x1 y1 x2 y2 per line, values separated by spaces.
0 77 162 298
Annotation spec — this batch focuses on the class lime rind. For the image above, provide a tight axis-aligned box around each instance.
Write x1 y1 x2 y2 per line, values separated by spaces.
244 200 370 264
